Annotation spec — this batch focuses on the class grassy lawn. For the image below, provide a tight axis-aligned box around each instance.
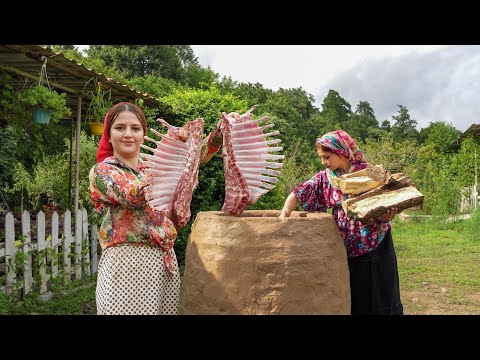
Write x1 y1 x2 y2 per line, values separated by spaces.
0 280 96 315
394 211 480 314
1 211 479 315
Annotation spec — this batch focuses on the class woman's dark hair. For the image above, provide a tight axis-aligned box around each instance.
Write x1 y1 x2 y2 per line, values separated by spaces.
106 102 147 137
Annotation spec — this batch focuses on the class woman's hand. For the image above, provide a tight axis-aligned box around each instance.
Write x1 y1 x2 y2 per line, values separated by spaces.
381 207 398 221
278 208 292 220
178 128 189 142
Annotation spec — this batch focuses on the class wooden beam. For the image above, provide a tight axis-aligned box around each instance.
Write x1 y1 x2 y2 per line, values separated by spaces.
0 64 78 94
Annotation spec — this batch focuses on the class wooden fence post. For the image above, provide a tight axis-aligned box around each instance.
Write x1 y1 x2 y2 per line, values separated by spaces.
51 211 59 278
36 211 48 294
74 209 82 280
63 210 72 284
82 208 90 277
91 224 98 275
22 210 33 296
4 212 16 296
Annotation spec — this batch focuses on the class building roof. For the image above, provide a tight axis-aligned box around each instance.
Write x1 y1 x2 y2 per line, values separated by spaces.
0 44 164 115
462 124 480 138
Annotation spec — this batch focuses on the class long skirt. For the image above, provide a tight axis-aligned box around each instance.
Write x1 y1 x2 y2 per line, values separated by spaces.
347 230 403 315
96 244 180 315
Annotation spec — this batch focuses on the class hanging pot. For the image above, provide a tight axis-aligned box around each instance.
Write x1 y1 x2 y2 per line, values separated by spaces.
33 108 53 124
89 122 104 136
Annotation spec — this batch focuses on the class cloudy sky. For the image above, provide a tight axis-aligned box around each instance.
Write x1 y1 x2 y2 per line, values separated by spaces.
191 45 480 132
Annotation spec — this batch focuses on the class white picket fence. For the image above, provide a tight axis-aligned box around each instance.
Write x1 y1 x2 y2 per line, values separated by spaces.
0 208 99 299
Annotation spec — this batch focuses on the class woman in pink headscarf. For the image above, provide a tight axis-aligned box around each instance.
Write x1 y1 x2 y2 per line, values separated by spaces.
89 102 222 315
279 129 402 315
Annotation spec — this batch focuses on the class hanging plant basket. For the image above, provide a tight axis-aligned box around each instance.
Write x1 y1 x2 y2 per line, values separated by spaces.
89 122 104 136
33 108 53 124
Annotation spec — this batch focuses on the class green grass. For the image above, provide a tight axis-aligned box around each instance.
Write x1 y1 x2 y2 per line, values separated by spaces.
393 211 480 312
0 279 96 315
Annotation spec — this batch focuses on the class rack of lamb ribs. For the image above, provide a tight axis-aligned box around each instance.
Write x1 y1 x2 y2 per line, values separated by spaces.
220 105 284 216
140 118 204 228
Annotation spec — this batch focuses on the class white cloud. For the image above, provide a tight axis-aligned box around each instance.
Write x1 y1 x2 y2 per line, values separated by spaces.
192 45 480 132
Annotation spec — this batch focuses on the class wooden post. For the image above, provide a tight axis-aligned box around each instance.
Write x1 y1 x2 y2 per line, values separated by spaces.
51 211 59 278
36 211 48 294
63 210 73 284
22 211 33 296
91 224 98 275
74 209 82 280
4 212 16 296
82 208 90 277
74 95 82 216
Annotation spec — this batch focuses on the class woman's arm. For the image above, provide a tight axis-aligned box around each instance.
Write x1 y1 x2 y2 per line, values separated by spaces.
279 192 299 219
90 163 147 208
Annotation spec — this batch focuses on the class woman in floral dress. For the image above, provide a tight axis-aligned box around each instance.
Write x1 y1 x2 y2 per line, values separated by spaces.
89 102 222 315
279 130 403 315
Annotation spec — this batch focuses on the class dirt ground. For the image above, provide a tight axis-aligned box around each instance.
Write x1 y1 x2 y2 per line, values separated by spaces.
402 283 480 315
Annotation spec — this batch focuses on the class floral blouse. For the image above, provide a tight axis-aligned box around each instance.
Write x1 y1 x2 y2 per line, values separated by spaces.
294 170 391 258
89 128 223 273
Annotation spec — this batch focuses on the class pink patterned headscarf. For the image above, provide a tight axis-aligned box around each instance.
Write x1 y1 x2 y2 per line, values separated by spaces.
316 129 367 187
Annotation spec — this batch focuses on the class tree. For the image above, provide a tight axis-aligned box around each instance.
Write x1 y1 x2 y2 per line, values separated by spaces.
86 45 198 82
391 105 419 142
184 64 219 89
381 120 391 132
262 87 319 150
318 89 352 132
346 100 380 141
419 120 461 153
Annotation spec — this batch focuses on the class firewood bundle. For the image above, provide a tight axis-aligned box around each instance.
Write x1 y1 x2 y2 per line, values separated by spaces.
340 165 424 221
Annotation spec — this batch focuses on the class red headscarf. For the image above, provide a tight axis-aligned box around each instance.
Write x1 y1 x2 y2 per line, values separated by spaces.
96 102 131 163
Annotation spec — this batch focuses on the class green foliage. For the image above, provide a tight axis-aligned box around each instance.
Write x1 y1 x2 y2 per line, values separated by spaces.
162 85 248 129
360 132 418 173
318 89 352 131
83 78 114 123
390 104 419 142
129 74 182 98
420 120 461 153
275 137 319 199
0 126 18 185
15 85 71 123
184 64 219 89
87 45 198 82
262 88 318 141
5 131 98 211
347 101 381 141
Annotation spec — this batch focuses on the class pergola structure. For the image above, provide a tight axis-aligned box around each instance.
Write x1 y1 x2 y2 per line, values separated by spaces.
0 45 164 214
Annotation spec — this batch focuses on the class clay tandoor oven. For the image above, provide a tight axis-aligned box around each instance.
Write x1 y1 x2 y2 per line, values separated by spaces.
182 210 351 314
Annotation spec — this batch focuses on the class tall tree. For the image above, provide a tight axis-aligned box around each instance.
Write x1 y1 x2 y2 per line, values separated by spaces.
381 120 391 132
318 89 352 132
391 105 419 142
419 120 461 153
86 45 198 82
346 100 380 141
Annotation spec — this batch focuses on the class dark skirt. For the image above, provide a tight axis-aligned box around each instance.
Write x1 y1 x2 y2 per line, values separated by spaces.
347 230 403 315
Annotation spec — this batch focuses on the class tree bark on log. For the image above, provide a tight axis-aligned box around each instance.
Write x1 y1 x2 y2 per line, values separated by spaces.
341 169 423 221
342 186 424 221
339 165 392 195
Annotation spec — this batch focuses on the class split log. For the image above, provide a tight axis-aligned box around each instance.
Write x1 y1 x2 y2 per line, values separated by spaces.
340 165 391 195
340 177 385 195
341 164 391 182
342 186 424 221
342 175 414 212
